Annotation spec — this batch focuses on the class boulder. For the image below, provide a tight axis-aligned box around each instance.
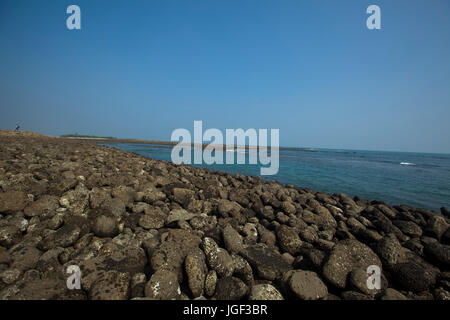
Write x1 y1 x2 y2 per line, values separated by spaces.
24 195 59 218
391 254 439 292
222 224 243 254
276 225 302 256
288 270 328 300
0 226 22 248
0 191 29 214
145 270 180 300
393 220 422 238
89 270 130 300
380 288 407 300
249 284 284 300
139 209 166 229
10 246 42 271
322 239 381 289
214 276 248 300
204 270 217 297
166 209 196 225
185 248 207 298
240 244 292 281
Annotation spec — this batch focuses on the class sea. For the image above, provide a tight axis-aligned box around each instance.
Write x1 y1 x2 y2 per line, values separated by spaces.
102 143 450 212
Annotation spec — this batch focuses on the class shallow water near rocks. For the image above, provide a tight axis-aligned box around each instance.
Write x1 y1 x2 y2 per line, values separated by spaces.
102 143 450 212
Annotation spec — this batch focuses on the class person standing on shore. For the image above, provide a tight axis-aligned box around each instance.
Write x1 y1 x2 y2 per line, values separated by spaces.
15 124 20 131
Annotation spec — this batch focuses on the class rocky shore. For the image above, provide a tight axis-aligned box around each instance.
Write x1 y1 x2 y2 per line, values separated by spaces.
0 131 449 300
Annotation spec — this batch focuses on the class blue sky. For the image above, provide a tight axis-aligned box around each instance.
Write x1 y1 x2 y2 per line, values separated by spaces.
0 0 449 153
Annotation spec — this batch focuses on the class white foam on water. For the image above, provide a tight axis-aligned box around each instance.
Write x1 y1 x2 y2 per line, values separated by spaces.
400 162 416 166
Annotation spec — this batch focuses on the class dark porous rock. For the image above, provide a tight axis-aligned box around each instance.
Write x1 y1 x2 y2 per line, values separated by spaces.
393 220 422 238
166 229 202 252
10 246 42 271
1 215 29 233
131 273 146 298
380 288 407 300
403 238 424 256
281 201 296 215
172 188 195 207
166 208 196 225
142 189 166 204
249 284 284 300
63 214 91 238
40 224 81 250
376 233 406 268
35 247 64 274
89 270 131 300
377 204 398 219
88 188 111 209
433 287 450 300
150 241 185 277
424 241 450 267
101 197 126 218
288 270 328 300
1 278 86 300
0 191 29 214
89 208 120 238
426 215 448 241
0 268 22 285
205 270 217 297
443 228 450 245
217 199 243 219
139 208 166 229
151 230 201 281
0 226 22 248
222 224 243 254
314 206 337 230
276 225 302 256
294 248 326 272
24 195 60 218
214 276 248 300
391 252 439 292
322 239 381 290
0 249 11 265
258 226 277 247
111 185 136 206
58 184 90 216
340 291 373 300
103 246 147 275
441 207 450 219
240 244 292 281
190 215 217 232
282 252 295 265
214 248 235 278
145 269 180 300
231 254 254 286
202 237 219 270
299 226 319 244
185 248 207 298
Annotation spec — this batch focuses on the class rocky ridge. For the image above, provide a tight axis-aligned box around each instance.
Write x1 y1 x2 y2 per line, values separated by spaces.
0 132 449 300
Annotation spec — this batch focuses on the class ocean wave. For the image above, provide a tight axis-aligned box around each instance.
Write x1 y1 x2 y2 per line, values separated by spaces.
400 162 416 166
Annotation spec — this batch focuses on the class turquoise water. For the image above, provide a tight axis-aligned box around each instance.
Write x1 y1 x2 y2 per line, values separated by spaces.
103 143 450 212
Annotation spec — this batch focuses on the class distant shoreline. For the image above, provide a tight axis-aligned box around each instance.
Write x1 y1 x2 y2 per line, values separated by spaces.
60 136 318 152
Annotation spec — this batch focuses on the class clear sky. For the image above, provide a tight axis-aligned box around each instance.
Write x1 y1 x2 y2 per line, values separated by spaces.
1 0 449 153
